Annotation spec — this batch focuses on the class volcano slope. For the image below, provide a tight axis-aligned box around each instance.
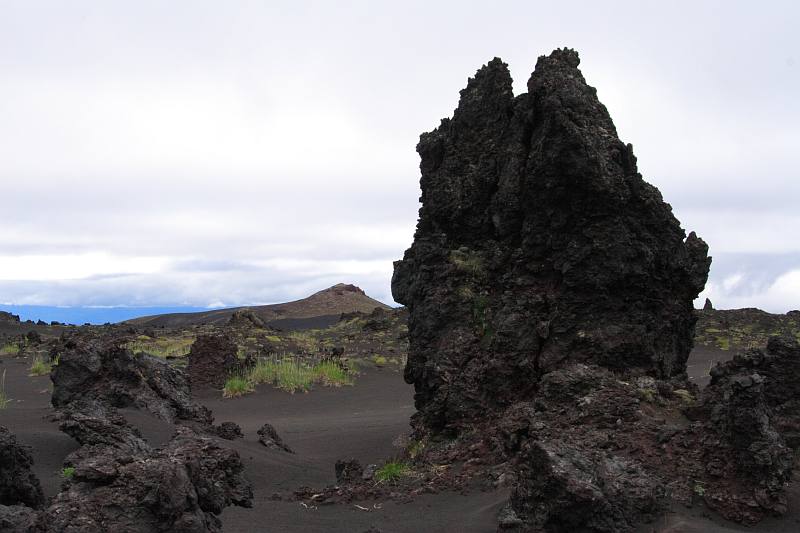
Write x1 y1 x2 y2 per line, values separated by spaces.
390 48 800 531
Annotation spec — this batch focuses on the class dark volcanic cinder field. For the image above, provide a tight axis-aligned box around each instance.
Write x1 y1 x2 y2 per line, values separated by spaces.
1 298 799 532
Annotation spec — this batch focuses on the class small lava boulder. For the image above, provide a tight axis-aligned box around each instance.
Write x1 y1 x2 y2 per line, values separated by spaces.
257 423 293 453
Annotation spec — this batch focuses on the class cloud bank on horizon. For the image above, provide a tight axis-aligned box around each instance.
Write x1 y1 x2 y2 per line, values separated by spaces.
1 1 798 312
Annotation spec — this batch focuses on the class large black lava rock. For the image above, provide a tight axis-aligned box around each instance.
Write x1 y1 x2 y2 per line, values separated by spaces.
392 48 710 432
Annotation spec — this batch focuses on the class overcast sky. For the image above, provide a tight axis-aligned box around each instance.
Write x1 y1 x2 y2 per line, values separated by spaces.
1 1 798 312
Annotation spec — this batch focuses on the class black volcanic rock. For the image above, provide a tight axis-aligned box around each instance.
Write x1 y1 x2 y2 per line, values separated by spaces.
51 339 212 425
188 334 241 390
0 312 20 324
703 297 714 310
227 309 266 328
38 338 253 532
508 439 662 532
706 336 800 449
38 427 252 532
0 426 44 509
257 423 293 453
392 49 710 432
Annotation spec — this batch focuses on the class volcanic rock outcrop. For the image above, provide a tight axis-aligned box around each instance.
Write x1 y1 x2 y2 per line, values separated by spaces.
0 426 44 509
392 48 711 432
187 334 241 390
385 48 800 532
1 338 253 532
51 338 212 425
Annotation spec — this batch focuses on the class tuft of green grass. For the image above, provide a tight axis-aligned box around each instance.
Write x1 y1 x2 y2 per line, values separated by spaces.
449 249 485 278
245 356 354 394
126 336 195 358
248 358 315 393
61 466 76 479
0 370 10 409
372 355 388 366
407 439 426 459
29 358 52 376
673 389 695 407
314 361 352 386
222 373 254 398
374 461 410 483
0 343 20 356
265 335 282 343
693 481 706 497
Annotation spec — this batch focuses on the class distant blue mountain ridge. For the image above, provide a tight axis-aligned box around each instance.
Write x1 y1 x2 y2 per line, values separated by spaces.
0 305 211 325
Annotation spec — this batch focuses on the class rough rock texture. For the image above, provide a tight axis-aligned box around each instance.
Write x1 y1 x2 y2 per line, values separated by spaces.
257 423 293 453
16 338 254 532
671 335 799 523
187 334 241 390
0 426 44 509
0 504 38 532
215 421 244 440
37 427 252 533
706 336 800 448
335 459 364 484
703 298 714 311
508 439 663 532
228 309 266 328
51 338 212 425
392 48 710 432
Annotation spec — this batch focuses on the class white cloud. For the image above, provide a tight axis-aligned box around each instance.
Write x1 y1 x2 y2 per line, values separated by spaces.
0 2 798 312
0 253 166 281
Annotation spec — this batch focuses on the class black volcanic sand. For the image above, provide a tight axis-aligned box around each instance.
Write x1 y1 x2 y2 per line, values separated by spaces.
2 349 800 533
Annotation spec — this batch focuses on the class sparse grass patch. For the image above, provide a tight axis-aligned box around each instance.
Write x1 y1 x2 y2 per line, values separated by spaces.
0 343 20 356
692 481 706 497
126 336 194 358
372 355 388 366
287 331 317 352
374 461 410 483
61 466 76 479
407 439 426 459
673 388 695 407
248 359 315 393
314 361 352 386
0 370 10 409
449 249 485 278
29 357 51 376
222 372 254 398
245 356 353 393
265 335 282 343
637 388 656 403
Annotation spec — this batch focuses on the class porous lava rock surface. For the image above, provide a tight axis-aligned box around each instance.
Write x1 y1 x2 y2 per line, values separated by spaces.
51 338 212 425
386 48 800 532
257 423 294 453
392 48 711 433
0 338 253 532
187 334 241 390
0 426 44 509
675 335 800 523
38 426 252 532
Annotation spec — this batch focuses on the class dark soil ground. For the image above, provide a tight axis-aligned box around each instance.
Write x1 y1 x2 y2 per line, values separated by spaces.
2 308 800 532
